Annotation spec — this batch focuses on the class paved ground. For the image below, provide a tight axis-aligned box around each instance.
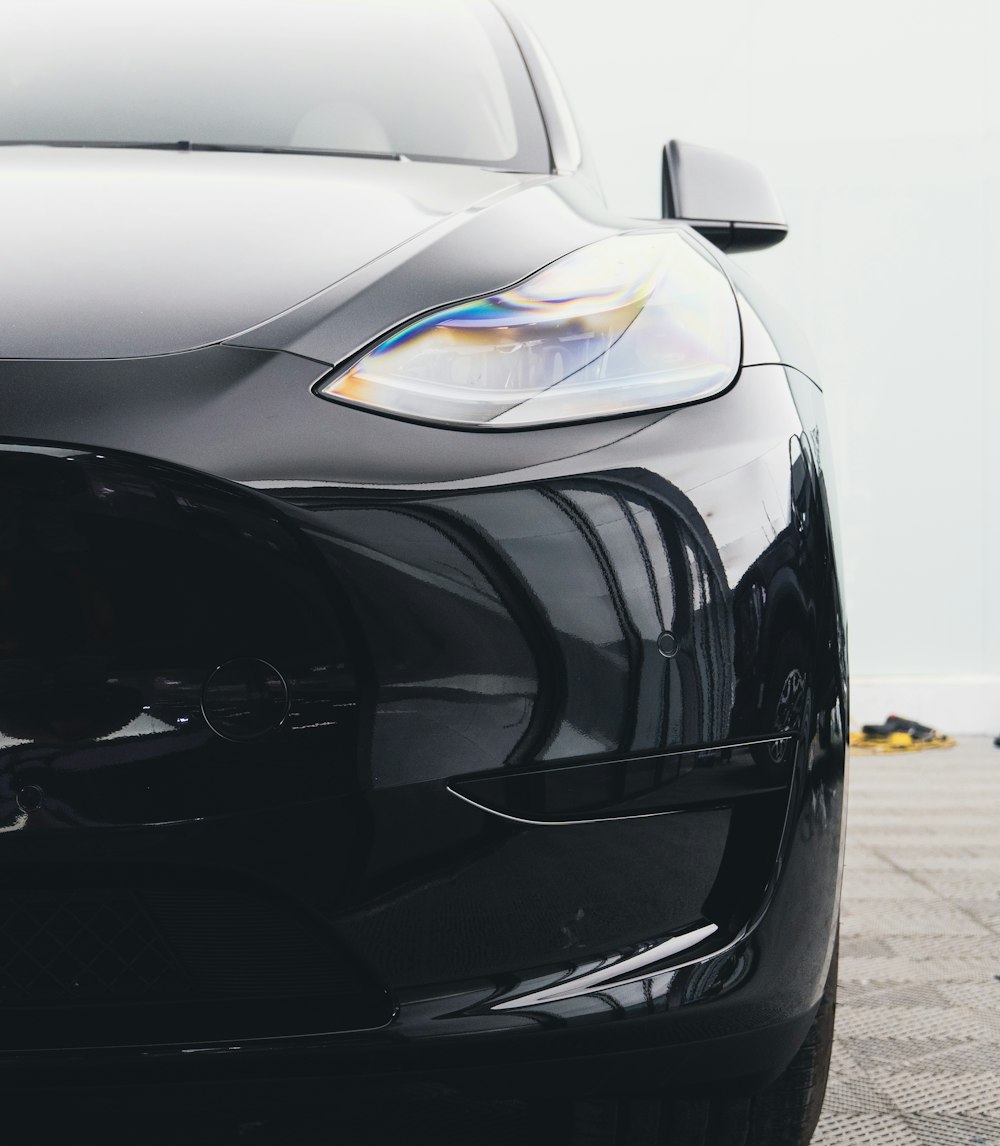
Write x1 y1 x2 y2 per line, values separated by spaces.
814 736 1000 1146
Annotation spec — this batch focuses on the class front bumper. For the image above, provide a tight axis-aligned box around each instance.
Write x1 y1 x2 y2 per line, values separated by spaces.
0 356 846 1094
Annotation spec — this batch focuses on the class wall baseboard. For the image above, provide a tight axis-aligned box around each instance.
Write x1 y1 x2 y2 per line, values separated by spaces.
850 676 1000 736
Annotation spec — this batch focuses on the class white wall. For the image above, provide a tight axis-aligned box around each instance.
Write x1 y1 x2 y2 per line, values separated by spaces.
509 0 1000 732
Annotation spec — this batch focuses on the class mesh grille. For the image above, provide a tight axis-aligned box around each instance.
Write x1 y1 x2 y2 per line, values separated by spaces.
0 891 183 1004
0 885 367 1007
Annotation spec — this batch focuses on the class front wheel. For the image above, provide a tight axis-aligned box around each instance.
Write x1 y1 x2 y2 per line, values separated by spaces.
571 939 838 1146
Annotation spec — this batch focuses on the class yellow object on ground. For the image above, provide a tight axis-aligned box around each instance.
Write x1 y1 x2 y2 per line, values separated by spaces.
849 730 957 754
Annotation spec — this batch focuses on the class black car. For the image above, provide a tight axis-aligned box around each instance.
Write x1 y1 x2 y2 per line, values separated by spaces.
0 2 847 1143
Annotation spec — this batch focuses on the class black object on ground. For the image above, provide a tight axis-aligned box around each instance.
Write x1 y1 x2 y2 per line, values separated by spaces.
862 714 938 741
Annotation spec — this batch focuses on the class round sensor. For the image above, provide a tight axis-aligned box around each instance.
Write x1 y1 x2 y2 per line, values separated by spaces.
201 658 289 741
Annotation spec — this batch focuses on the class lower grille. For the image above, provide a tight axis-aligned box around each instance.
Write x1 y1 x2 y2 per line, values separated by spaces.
1 891 182 1005
0 878 391 1049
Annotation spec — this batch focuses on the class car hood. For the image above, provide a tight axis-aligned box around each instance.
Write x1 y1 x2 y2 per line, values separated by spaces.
0 147 534 360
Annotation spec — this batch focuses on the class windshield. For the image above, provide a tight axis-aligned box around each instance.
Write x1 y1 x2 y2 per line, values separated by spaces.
0 0 550 171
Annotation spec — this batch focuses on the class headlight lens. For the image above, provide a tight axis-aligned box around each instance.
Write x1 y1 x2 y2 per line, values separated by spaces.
317 231 741 428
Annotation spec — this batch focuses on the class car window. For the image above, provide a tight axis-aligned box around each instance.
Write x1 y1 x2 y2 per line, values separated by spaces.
0 0 551 171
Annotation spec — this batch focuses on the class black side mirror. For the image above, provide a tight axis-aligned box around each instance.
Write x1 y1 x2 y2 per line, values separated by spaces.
662 140 787 252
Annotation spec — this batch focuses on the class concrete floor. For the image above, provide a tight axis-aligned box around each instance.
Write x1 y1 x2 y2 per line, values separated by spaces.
814 736 1000 1146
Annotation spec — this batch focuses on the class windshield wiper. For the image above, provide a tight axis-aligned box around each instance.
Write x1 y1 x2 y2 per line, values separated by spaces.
0 139 404 161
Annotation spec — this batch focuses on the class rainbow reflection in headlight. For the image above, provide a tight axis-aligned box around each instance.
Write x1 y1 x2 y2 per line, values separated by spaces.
318 231 741 428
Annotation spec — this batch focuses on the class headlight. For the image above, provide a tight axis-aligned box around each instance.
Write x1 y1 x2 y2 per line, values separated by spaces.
316 231 741 429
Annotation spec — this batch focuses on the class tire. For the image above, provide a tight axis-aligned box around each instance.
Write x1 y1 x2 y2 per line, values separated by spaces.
752 631 812 778
570 939 838 1146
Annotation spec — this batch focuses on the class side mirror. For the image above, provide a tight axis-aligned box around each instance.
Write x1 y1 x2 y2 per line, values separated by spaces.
662 140 787 252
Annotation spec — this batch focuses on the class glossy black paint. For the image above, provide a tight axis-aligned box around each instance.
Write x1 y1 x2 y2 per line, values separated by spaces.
0 148 530 359
449 740 795 823
0 446 357 831
0 3 846 1108
0 356 846 1089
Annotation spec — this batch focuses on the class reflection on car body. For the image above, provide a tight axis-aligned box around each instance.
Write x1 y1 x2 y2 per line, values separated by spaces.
0 2 845 1142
